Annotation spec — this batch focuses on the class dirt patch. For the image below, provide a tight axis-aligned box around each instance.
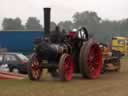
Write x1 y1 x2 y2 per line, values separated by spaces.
120 61 128 72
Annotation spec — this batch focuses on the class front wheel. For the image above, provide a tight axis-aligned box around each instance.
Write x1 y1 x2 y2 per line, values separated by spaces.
27 54 42 80
59 53 74 81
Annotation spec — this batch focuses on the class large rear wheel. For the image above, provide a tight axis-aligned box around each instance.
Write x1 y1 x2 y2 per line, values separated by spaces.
59 53 74 81
80 39 102 79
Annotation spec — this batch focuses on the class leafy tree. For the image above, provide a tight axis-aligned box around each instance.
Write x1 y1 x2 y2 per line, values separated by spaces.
25 17 43 31
58 21 74 32
72 11 128 43
119 19 128 36
2 18 24 30
73 11 101 34
50 21 56 31
57 10 128 43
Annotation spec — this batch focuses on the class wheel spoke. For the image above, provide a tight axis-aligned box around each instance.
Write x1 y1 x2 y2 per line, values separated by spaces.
30 55 42 80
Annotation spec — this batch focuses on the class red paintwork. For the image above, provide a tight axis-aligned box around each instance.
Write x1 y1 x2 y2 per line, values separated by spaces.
87 44 102 79
67 32 77 39
63 55 74 81
31 55 42 80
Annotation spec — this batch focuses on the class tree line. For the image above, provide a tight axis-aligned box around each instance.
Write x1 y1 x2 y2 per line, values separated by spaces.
2 17 43 31
1 11 128 43
58 11 128 44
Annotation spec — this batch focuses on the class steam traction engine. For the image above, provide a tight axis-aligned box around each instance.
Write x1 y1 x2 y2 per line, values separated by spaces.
27 8 103 81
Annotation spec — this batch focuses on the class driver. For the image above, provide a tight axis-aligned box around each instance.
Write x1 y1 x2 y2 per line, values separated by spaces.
78 27 88 40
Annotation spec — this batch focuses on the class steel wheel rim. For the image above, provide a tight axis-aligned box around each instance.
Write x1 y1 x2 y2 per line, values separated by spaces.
87 44 102 79
31 56 42 80
63 55 73 80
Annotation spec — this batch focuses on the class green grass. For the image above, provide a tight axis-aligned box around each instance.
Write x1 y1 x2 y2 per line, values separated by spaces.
0 73 116 96
0 79 69 96
0 78 94 96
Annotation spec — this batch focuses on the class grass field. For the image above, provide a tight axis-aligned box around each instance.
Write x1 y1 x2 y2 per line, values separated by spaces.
0 57 128 96
0 77 94 96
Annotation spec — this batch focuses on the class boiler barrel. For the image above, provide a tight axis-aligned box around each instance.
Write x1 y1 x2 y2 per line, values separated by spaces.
36 43 61 62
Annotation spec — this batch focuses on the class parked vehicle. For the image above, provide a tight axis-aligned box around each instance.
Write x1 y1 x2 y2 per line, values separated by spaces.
0 52 29 74
111 36 128 56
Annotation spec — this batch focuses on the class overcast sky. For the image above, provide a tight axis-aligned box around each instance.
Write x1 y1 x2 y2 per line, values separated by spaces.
0 0 128 27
